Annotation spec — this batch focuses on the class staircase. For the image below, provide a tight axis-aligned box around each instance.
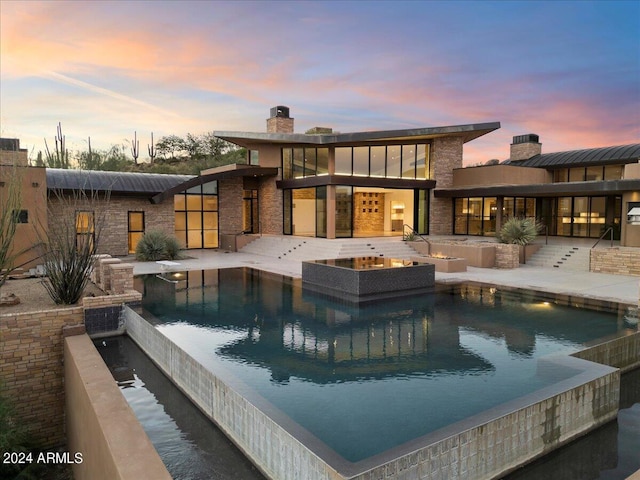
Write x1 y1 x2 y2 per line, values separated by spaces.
526 244 590 271
239 236 418 261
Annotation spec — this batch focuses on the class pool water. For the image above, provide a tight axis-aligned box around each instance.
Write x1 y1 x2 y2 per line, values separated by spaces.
137 268 635 463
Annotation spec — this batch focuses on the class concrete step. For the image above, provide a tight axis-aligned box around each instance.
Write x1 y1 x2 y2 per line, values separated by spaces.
239 236 418 261
527 245 590 271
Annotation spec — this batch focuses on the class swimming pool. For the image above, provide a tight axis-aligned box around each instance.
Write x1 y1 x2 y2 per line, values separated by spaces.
134 267 633 470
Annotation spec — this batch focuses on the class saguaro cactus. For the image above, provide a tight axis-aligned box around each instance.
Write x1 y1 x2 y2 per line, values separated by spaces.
148 132 156 164
131 131 140 165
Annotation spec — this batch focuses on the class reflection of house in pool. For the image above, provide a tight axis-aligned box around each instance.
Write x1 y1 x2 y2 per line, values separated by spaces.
216 307 494 384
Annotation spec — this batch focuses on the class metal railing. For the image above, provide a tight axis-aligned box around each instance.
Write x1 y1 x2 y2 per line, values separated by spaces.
402 224 430 254
592 226 615 249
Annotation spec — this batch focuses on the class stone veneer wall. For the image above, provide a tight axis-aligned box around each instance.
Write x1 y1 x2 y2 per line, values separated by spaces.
590 248 640 277
124 306 621 480
494 243 520 269
353 192 384 234
260 176 284 235
430 137 463 235
218 177 244 235
47 196 175 257
1 306 84 447
0 262 141 448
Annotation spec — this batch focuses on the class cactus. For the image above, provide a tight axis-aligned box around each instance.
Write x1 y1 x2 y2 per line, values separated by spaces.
131 131 139 165
148 132 156 164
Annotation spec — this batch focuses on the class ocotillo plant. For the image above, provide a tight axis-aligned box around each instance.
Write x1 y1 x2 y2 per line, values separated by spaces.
44 122 70 168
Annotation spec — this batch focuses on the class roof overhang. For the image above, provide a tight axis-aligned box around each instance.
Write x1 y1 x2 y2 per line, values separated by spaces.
277 175 436 190
151 164 278 204
215 122 501 149
434 179 640 198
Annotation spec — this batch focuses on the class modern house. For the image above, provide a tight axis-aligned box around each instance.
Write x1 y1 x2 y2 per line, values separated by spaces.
1 106 639 262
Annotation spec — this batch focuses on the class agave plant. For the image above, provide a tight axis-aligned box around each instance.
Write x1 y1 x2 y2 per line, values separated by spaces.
135 230 182 261
498 217 540 246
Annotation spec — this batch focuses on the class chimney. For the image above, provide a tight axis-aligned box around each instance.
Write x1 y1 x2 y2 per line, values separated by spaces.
510 134 541 161
267 106 294 133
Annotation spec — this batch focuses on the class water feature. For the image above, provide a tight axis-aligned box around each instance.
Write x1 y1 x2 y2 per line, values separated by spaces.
134 268 635 466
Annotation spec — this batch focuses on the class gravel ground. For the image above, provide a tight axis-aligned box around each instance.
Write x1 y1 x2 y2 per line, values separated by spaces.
0 277 105 313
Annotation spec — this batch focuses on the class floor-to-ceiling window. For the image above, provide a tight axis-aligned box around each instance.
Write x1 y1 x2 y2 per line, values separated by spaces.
453 197 497 236
553 196 614 238
243 189 259 234
174 181 218 248
335 186 353 238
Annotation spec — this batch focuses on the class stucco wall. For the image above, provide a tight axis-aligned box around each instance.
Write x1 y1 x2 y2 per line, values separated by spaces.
453 164 552 187
65 334 171 480
0 164 47 269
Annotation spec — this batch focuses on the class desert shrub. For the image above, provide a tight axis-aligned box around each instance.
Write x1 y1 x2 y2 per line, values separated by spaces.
135 230 182 261
498 217 540 246
41 188 106 304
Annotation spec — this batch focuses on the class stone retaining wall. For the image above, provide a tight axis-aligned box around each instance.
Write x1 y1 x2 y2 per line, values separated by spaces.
0 261 140 448
1 306 84 447
591 248 640 277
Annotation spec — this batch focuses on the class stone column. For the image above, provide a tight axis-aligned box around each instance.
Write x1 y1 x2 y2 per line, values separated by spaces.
430 137 463 235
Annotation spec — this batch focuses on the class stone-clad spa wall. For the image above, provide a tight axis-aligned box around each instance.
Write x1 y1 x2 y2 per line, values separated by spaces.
124 306 621 480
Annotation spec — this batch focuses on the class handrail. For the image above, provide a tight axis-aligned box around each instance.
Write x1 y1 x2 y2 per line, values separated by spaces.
592 226 614 249
402 224 430 254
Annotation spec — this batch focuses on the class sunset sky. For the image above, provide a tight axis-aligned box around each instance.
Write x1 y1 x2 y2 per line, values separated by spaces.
1 0 638 165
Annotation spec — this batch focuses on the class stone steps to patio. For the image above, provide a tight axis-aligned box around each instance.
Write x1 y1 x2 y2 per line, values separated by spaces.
526 244 591 271
238 236 418 261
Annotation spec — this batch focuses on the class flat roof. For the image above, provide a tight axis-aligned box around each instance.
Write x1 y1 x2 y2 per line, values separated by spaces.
214 122 501 148
434 178 640 198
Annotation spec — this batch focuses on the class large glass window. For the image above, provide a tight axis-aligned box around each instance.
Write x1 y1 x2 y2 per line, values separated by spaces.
174 181 218 248
283 190 292 235
557 197 572 236
401 145 416 179
316 186 327 238
283 144 430 180
335 186 353 238
370 146 386 177
387 145 401 178
416 144 428 179
415 189 429 234
335 147 352 175
316 148 329 175
454 198 468 234
455 197 499 236
243 190 259 234
292 148 304 179
353 147 369 176
604 165 624 180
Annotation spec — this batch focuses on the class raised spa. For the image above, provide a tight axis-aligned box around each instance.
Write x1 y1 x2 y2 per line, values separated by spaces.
301 256 435 303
